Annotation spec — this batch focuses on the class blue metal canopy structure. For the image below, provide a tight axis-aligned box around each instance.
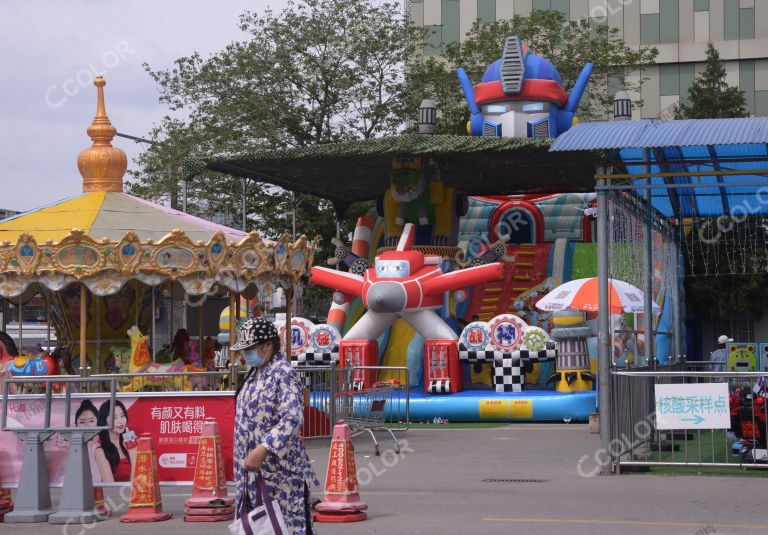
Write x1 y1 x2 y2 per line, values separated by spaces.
550 118 768 218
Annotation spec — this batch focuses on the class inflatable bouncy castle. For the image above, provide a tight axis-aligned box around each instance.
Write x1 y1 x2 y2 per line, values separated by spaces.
282 37 675 422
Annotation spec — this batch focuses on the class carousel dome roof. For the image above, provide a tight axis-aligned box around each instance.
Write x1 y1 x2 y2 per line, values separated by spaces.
0 191 247 244
0 77 316 298
0 76 246 245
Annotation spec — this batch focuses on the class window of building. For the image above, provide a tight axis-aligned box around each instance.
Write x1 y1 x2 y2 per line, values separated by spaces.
640 13 660 45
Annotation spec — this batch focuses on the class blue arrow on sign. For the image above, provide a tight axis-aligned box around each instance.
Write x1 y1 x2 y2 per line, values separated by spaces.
681 415 705 425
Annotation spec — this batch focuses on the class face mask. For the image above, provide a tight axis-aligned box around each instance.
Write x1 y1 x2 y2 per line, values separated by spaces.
243 347 267 368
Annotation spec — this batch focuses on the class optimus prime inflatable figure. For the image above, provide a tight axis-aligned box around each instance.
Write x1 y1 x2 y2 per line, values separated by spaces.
457 36 593 138
311 223 503 393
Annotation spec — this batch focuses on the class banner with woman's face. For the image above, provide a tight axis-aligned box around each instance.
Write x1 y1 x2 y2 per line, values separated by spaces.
1 393 235 485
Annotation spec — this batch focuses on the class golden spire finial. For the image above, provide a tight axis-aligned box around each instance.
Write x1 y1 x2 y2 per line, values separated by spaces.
77 76 127 193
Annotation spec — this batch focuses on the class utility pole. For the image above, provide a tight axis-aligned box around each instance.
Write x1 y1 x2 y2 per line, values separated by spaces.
290 191 305 241
242 177 248 231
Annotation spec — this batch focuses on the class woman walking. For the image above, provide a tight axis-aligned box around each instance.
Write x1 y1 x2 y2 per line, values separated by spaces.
232 316 319 535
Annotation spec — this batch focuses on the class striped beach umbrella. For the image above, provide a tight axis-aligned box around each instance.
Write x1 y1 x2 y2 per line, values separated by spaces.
535 277 660 314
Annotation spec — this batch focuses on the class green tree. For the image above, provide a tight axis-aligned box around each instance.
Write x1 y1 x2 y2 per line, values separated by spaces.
406 10 659 133
675 43 748 119
127 0 417 316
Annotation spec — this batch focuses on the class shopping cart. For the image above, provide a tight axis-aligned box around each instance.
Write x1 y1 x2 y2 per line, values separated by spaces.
334 381 401 455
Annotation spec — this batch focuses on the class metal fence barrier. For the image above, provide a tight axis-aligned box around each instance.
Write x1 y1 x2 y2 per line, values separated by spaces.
610 361 683 463
2 376 118 523
298 364 410 438
84 370 233 393
611 368 768 472
11 364 411 439
297 363 338 439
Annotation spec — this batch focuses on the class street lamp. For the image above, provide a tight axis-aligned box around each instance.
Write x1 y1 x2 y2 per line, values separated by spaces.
613 91 632 121
419 99 437 134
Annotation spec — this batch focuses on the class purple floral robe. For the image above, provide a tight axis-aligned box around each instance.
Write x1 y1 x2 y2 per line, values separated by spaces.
234 352 319 534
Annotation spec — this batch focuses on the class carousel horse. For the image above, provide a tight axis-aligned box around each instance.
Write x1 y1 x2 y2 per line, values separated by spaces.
202 336 217 371
51 346 77 375
170 328 218 372
104 346 130 374
153 344 172 364
171 328 201 366
122 326 207 392
0 330 19 364
0 331 62 392
73 353 93 372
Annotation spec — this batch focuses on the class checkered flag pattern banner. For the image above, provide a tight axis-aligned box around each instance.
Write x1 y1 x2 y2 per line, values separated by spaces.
458 344 501 364
491 347 558 393
516 348 557 364
294 346 339 366
493 354 523 392
428 379 451 393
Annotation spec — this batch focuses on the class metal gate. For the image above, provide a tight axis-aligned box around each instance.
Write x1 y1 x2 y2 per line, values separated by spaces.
611 367 768 472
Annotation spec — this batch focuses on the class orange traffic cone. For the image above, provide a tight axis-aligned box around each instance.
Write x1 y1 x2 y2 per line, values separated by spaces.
0 490 11 521
0 469 12 520
184 418 235 522
120 433 172 523
94 487 111 517
313 420 368 523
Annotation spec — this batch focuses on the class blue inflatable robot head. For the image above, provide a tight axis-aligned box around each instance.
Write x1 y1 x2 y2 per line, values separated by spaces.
457 36 593 138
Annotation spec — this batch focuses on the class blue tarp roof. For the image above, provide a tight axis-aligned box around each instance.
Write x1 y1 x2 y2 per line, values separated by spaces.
549 118 768 218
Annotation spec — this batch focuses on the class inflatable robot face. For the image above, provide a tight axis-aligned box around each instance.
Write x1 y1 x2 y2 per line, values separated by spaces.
457 36 593 139
376 259 411 279
481 100 552 139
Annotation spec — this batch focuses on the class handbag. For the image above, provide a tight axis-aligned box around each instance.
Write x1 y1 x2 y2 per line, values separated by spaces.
228 473 289 535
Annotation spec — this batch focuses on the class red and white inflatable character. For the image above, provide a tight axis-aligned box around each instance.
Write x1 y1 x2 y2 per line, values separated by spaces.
311 223 504 392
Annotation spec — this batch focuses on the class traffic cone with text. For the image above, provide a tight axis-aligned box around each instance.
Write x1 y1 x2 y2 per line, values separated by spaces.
0 472 12 521
184 418 235 522
93 487 111 516
0 458 12 521
313 420 368 523
120 433 172 523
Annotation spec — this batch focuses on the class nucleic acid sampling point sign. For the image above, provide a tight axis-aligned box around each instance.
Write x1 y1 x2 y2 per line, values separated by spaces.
654 383 730 430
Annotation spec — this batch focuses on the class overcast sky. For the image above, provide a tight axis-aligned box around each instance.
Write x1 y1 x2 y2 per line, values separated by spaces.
1 0 300 212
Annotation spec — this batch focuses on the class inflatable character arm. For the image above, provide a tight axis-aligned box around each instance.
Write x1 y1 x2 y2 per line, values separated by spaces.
421 261 504 296
557 62 594 134
457 68 483 136
310 266 364 298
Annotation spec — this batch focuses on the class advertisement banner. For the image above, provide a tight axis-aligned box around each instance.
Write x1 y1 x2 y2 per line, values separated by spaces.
0 393 235 486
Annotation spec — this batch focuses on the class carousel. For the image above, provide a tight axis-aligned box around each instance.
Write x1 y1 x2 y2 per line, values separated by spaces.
0 76 317 388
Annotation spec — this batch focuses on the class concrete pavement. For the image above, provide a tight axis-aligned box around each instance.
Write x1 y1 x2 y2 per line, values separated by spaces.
2 424 767 534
